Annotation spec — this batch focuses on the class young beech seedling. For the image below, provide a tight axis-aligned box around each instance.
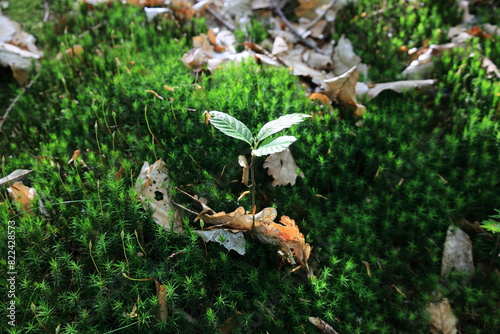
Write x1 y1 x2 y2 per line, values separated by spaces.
206 110 310 225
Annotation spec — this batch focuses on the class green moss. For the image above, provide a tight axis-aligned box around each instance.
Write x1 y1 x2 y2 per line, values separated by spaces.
0 1 499 333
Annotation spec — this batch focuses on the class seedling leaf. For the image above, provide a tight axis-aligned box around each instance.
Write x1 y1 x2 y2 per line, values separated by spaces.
208 111 253 145
255 113 310 142
252 136 297 156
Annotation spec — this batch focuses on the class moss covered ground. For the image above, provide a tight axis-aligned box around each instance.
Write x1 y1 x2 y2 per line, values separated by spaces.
1 1 499 333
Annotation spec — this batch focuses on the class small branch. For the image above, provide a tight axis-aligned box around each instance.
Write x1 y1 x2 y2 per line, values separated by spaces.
271 0 326 55
207 6 235 31
302 0 338 34
43 1 50 22
0 71 40 132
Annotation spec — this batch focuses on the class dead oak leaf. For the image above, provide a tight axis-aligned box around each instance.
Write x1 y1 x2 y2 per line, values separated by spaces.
426 298 458 334
134 159 182 233
263 148 304 187
7 181 36 215
253 215 311 270
441 225 474 283
324 66 366 117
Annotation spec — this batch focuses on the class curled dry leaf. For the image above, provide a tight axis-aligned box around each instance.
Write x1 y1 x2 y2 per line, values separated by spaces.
363 79 437 99
324 66 366 117
253 215 311 270
309 316 339 334
155 280 168 322
134 159 182 233
441 225 475 283
177 189 311 271
0 15 42 86
263 148 304 187
426 298 458 334
238 155 249 186
7 181 36 215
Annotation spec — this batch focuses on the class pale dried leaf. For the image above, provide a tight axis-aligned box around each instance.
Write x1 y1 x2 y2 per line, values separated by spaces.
195 229 246 255
426 298 458 334
481 57 499 79
238 155 249 186
0 169 33 187
402 43 457 79
272 36 289 55
333 35 367 77
263 148 304 187
7 181 36 214
324 66 366 116
365 79 437 99
309 317 339 334
483 23 500 37
155 280 168 321
280 53 326 86
134 160 182 233
303 49 333 70
441 225 474 283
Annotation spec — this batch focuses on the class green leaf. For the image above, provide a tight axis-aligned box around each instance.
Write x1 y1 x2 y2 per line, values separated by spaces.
255 113 311 142
252 136 297 156
208 111 253 145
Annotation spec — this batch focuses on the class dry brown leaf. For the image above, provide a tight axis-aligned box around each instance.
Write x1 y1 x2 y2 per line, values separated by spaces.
263 148 304 187
365 79 437 99
253 215 311 270
7 181 36 214
0 169 33 188
309 92 331 106
402 43 457 79
134 159 182 233
309 317 339 334
426 298 458 334
155 280 168 322
324 66 366 117
177 189 311 271
238 155 249 186
441 225 475 283
56 44 84 61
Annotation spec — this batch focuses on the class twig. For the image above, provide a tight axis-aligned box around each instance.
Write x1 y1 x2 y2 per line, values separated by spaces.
43 1 50 22
0 71 40 131
207 6 235 31
302 0 338 34
271 0 326 55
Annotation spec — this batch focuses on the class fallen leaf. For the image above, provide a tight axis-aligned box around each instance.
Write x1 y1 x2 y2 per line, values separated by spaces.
481 57 499 79
0 15 42 85
238 155 249 186
426 298 458 334
402 43 457 79
56 44 84 61
308 92 331 106
309 316 339 334
0 169 33 188
441 225 474 283
134 160 182 233
195 229 246 255
253 215 311 270
7 181 36 214
263 148 304 186
155 280 168 322
364 79 437 99
333 35 367 78
176 189 311 272
324 66 366 117
272 36 289 55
